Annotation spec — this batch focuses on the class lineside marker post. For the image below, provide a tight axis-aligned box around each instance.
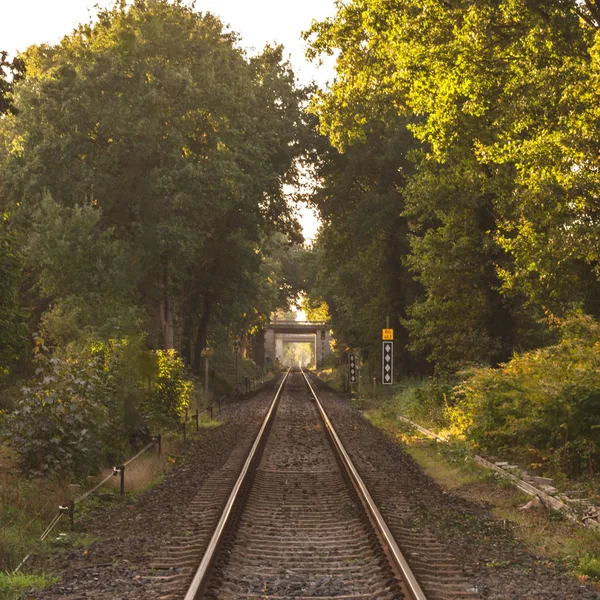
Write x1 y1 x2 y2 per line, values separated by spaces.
114 465 125 495
156 433 162 456
194 409 199 431
382 326 394 386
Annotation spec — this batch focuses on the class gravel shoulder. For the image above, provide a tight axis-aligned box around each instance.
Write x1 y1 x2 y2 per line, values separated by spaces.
312 377 600 600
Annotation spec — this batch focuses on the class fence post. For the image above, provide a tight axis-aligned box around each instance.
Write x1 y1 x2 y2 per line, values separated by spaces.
194 409 199 431
119 465 125 495
245 377 249 394
156 433 162 456
183 419 187 443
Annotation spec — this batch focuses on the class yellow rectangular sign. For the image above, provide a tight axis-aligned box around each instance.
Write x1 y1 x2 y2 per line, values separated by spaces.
382 328 394 340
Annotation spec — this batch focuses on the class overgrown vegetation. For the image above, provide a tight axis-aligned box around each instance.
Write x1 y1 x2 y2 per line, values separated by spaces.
451 314 600 478
303 0 600 483
0 572 59 600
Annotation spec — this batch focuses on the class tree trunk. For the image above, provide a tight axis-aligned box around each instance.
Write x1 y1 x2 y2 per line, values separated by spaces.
192 294 212 373
182 312 192 366
160 297 174 349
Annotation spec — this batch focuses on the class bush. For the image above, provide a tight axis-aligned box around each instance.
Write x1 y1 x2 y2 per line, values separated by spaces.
5 334 158 478
145 349 192 424
389 376 456 430
6 335 111 478
451 314 600 476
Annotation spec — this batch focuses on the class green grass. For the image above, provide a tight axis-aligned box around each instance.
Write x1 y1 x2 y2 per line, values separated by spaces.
196 414 222 428
578 555 600 581
50 532 96 550
0 571 59 599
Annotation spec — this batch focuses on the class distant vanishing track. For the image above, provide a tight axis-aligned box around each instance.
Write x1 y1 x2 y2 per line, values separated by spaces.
180 368 425 600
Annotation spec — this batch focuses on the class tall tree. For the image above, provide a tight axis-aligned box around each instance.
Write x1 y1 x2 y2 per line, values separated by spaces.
0 0 305 368
306 0 600 372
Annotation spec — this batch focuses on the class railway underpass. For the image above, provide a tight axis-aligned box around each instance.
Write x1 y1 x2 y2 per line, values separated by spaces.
264 320 333 369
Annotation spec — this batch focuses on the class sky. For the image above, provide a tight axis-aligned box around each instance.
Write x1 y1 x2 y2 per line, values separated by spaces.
0 0 336 240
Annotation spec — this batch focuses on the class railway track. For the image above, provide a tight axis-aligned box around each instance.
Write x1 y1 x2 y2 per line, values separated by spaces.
171 368 425 600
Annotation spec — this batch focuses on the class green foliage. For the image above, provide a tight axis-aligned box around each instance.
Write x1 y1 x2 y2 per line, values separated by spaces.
0 0 307 372
301 297 330 321
4 335 200 477
401 377 456 430
6 335 124 478
0 50 24 116
149 350 192 424
306 0 600 374
451 315 600 476
282 342 314 368
305 118 425 373
27 194 141 345
0 571 59 600
0 216 27 373
209 343 264 393
578 555 600 581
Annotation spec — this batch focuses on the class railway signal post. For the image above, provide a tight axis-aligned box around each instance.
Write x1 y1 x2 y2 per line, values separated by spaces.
382 328 393 386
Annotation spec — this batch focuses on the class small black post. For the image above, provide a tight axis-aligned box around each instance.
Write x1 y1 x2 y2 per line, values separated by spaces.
119 465 125 495
210 404 213 419
156 433 162 456
218 397 221 415
183 419 187 443
68 500 75 529
194 409 199 431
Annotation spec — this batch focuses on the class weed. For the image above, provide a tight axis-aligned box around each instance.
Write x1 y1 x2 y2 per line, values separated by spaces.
578 555 600 581
0 571 59 599
50 532 96 549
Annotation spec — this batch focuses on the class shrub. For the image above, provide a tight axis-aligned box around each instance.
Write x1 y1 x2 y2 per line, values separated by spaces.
5 337 194 478
6 335 110 478
451 314 600 476
5 334 155 478
147 350 192 424
390 376 457 430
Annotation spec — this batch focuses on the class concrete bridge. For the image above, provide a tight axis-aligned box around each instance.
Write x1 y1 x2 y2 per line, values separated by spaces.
264 320 333 368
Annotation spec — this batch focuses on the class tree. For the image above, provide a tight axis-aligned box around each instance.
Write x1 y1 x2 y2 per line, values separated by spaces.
0 51 24 116
0 52 26 375
0 216 27 375
306 0 600 372
306 115 428 374
0 0 306 369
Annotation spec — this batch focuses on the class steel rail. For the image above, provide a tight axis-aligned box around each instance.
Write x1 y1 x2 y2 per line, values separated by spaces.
300 367 428 600
183 367 291 600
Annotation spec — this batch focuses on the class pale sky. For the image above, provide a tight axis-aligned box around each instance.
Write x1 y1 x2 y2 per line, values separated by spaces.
1 0 334 240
